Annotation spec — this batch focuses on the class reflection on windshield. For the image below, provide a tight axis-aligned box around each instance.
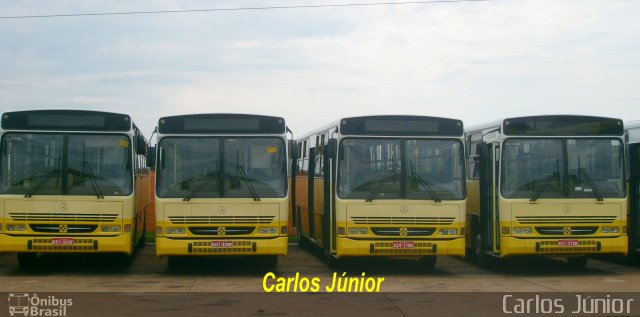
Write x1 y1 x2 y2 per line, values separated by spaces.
156 137 287 199
338 138 465 200
0 133 133 196
501 138 625 199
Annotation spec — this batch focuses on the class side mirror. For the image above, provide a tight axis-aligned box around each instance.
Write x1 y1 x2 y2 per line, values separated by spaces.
325 138 337 159
289 140 299 160
146 146 156 168
135 135 146 155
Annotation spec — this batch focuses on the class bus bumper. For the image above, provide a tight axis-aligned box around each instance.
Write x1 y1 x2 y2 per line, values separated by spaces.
335 237 465 258
155 236 288 257
0 234 133 254
499 236 628 257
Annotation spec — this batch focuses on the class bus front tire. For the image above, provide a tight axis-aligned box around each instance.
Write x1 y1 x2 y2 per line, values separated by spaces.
418 255 437 271
567 256 588 268
17 253 37 269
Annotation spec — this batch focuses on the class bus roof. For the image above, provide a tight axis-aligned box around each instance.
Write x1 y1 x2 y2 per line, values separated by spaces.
1 109 132 132
158 113 286 135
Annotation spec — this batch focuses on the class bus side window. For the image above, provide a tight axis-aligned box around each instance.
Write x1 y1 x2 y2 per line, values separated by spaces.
467 133 481 179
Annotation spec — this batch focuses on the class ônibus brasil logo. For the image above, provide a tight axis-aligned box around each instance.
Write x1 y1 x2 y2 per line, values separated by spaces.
7 293 73 316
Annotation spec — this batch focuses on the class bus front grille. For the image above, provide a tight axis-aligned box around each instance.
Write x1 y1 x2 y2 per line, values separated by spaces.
535 226 599 235
10 213 118 223
516 216 616 224
190 241 254 253
371 242 435 255
370 227 436 236
30 224 98 233
169 216 275 224
351 217 454 225
188 226 255 236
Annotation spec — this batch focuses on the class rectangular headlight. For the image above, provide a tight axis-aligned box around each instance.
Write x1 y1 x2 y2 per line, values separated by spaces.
348 228 367 235
101 225 111 232
522 227 532 234
166 227 175 234
175 227 185 234
259 227 277 234
513 228 522 234
16 225 26 231
7 224 16 231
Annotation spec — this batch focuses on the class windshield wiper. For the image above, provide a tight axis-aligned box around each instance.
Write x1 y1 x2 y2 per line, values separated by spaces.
237 166 260 201
578 167 604 201
24 169 59 198
83 161 104 199
413 172 442 203
366 169 393 202
530 187 544 202
183 173 216 202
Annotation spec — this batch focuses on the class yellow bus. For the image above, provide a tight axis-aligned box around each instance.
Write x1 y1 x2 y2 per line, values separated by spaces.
0 110 151 268
294 115 466 269
153 114 292 268
465 115 628 267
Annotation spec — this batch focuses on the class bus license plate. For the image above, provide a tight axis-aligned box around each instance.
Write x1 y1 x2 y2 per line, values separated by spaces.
557 240 579 247
211 241 233 248
51 238 75 246
392 241 414 249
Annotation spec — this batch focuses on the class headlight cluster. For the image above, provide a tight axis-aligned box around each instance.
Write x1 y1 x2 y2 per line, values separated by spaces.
601 226 620 234
165 227 186 234
6 224 26 231
513 227 532 234
101 225 121 232
439 228 458 235
258 227 278 234
348 227 367 235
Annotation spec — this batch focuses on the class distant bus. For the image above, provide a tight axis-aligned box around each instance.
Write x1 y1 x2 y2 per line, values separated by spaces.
466 115 627 267
294 115 466 269
153 114 293 268
0 110 151 268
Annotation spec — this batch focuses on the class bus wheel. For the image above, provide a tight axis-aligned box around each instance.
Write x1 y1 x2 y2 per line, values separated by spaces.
473 233 495 268
17 253 37 269
115 253 133 268
168 256 185 269
418 256 438 271
258 255 278 269
326 253 340 269
567 256 588 268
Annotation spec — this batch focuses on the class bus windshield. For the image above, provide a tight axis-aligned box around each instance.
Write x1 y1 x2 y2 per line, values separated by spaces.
337 138 465 200
0 133 133 196
156 137 287 199
501 138 625 199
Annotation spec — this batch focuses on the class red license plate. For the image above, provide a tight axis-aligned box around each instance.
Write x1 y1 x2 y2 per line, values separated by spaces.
51 238 75 246
211 241 233 248
392 241 414 249
557 240 579 247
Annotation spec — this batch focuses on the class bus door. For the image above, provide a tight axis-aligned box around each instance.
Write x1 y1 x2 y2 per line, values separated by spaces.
307 147 316 242
322 139 337 253
479 142 500 254
629 143 640 251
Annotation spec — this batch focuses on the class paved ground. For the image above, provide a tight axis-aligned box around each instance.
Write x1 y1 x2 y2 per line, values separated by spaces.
1 244 639 293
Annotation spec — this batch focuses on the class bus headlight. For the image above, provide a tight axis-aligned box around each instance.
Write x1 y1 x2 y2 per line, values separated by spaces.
101 225 122 232
7 224 26 232
348 228 367 235
166 227 175 234
165 227 185 234
601 227 619 233
513 227 532 235
259 227 277 234
439 228 458 235
175 227 185 234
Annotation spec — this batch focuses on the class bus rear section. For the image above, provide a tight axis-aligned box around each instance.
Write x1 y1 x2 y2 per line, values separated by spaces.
153 114 291 268
295 115 466 269
0 110 151 268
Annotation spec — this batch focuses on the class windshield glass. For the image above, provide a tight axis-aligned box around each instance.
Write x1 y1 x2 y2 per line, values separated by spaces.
156 137 287 199
0 133 133 196
337 138 465 200
501 138 625 199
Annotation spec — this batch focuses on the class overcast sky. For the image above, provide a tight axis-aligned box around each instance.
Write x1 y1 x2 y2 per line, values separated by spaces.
1 0 639 138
